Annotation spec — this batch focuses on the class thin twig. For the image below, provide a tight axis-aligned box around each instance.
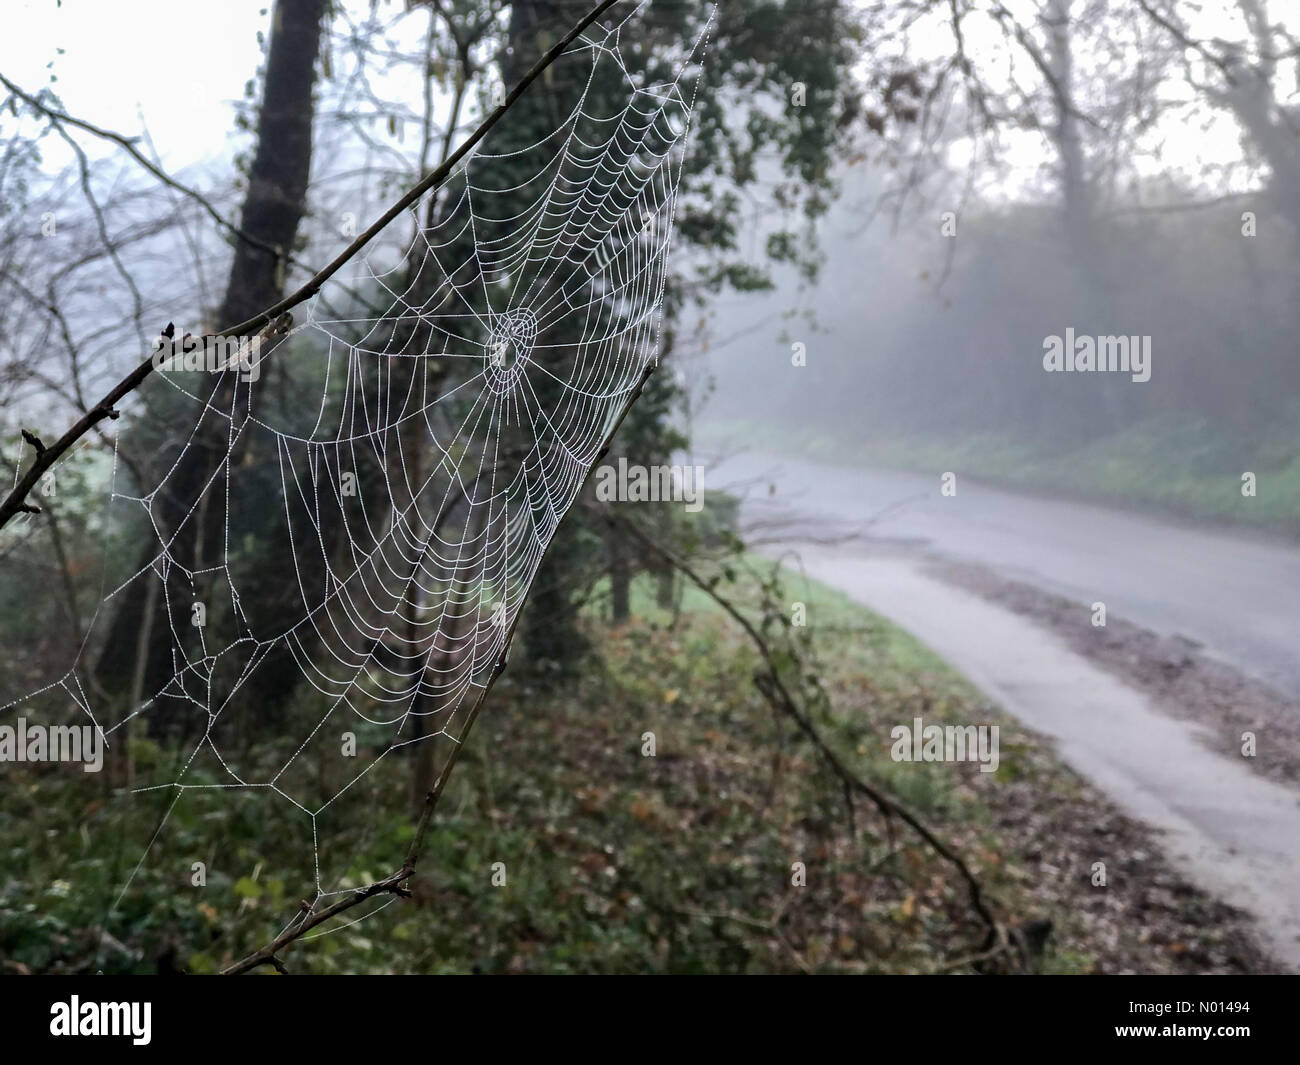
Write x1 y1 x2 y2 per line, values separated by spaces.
0 70 303 267
599 509 1003 951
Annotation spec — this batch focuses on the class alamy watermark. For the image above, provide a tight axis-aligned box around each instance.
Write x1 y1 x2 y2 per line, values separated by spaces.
593 458 704 512
50 997 151 1045
0 717 103 772
1042 329 1151 383
152 332 262 382
890 716 999 774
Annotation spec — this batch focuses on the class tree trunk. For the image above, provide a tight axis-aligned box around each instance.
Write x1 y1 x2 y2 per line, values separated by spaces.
94 0 327 725
502 0 593 670
656 564 674 611
607 516 630 623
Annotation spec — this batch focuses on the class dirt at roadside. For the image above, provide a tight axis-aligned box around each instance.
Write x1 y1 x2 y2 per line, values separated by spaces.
924 555 1300 789
851 551 1295 973
963 718 1283 974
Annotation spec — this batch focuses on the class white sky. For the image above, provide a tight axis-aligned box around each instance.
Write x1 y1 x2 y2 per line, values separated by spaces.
0 2 1282 214
3 0 271 172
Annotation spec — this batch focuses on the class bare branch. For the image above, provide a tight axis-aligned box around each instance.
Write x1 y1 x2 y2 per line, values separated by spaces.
597 507 1006 958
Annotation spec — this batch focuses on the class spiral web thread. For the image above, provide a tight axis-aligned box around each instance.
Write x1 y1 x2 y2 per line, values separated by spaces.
6 2 713 926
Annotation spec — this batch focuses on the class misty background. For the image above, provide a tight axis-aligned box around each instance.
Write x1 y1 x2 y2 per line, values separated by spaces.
1 0 1297 976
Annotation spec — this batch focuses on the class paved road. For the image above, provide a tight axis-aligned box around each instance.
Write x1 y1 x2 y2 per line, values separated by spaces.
786 544 1300 972
700 450 1300 969
707 451 1300 698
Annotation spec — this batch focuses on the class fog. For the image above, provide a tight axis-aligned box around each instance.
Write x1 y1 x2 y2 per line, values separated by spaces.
699 160 1299 531
2 0 1299 983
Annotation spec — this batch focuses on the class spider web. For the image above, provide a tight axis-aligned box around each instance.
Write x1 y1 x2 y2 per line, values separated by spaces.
6 3 713 934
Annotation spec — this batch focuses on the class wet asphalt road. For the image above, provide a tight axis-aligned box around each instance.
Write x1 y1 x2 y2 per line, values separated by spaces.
700 449 1300 969
707 451 1300 699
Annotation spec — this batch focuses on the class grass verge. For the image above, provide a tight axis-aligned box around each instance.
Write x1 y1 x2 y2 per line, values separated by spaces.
0 562 1268 973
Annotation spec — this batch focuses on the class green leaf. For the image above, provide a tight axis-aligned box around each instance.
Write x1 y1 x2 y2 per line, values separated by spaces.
233 876 262 900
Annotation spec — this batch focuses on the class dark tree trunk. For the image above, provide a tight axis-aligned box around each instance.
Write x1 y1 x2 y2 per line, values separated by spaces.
499 0 593 670
95 0 327 725
216 0 326 330
655 564 674 611
607 516 630 623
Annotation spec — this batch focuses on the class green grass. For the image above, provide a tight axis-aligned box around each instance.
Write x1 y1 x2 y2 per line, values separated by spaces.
0 561 1120 974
